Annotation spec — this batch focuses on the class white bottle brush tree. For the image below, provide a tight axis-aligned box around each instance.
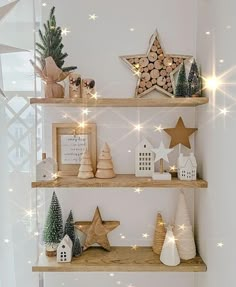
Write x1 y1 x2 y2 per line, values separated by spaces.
95 143 115 179
43 191 63 256
173 191 196 260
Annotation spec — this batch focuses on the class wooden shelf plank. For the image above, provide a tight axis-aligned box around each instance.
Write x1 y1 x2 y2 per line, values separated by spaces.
31 174 208 188
32 247 206 272
29 97 209 107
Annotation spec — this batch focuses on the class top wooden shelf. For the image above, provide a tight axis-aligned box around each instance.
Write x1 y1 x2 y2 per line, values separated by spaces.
29 97 209 107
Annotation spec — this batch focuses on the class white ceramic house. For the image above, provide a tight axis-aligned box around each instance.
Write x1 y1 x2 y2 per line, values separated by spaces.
135 138 154 177
36 153 57 181
177 153 197 180
57 235 73 263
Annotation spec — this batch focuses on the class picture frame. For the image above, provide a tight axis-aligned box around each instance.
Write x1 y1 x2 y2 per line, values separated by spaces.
52 123 97 176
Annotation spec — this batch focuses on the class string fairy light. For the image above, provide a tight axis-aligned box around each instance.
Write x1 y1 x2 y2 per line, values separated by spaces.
4 239 10 243
61 28 70 36
217 242 224 247
131 245 137 250
89 14 98 21
134 188 143 194
142 233 149 238
82 108 90 115
134 124 142 131
219 108 229 115
154 124 163 133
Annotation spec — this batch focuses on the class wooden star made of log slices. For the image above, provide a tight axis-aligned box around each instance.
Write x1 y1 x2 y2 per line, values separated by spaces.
164 117 197 149
120 31 192 98
75 207 120 251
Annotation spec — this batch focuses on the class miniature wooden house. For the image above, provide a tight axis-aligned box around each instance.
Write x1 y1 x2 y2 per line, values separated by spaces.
36 153 57 181
57 235 73 263
135 138 154 177
177 153 197 180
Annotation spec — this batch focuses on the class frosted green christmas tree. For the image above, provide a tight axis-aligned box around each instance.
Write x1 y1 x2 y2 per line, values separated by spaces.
188 59 201 96
36 6 76 72
73 236 82 257
64 210 75 244
43 192 63 247
175 62 188 97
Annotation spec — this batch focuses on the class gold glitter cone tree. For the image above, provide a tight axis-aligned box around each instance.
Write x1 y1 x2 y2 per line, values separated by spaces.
152 213 166 255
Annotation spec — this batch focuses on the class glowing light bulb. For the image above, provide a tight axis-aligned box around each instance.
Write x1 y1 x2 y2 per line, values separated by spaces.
79 122 86 128
219 59 224 63
82 108 90 115
128 149 132 153
121 235 126 239
206 77 220 90
25 209 34 218
131 245 137 250
34 232 39 236
109 273 114 277
9 188 13 192
134 124 142 131
178 224 186 230
154 124 163 132
219 108 229 115
134 188 142 194
142 233 149 238
205 31 211 35
28 260 32 264
51 173 58 179
91 92 98 99
130 28 135 32
168 236 176 243
42 2 47 7
217 242 224 247
61 28 70 36
89 14 98 21
63 114 68 119
169 165 177 172
4 239 9 243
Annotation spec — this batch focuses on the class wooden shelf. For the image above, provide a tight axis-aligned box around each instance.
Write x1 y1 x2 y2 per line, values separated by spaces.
29 97 208 107
32 247 206 272
31 174 208 188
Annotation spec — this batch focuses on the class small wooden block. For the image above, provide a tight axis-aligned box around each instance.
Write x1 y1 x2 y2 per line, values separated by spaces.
142 72 151 82
148 52 158 62
139 57 149 67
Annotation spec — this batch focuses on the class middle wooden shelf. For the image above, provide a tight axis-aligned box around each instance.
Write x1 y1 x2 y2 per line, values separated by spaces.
32 174 208 188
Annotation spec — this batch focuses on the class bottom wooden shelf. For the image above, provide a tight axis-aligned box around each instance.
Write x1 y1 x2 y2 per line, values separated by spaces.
32 246 207 272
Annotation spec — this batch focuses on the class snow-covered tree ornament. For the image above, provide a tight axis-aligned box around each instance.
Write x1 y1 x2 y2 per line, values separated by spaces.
73 236 83 257
175 62 188 97
64 210 75 244
188 59 201 97
160 225 180 266
43 191 63 256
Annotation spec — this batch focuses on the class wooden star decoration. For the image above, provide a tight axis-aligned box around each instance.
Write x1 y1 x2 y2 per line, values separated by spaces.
164 117 197 149
74 207 120 251
152 141 173 163
120 31 192 98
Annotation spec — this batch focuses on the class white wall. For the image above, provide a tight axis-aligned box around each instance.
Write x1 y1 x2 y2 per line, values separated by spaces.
195 0 236 286
41 1 198 287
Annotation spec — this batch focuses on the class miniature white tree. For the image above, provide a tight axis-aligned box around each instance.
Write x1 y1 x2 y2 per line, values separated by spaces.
173 191 196 260
95 143 115 179
78 149 94 179
160 226 180 266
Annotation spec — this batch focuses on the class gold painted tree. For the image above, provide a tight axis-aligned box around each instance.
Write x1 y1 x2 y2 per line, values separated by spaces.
78 149 94 179
95 143 115 179
152 213 166 255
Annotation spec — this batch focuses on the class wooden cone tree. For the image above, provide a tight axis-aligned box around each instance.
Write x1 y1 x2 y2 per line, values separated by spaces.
78 149 94 179
152 213 166 255
173 191 196 260
160 226 180 266
95 143 115 179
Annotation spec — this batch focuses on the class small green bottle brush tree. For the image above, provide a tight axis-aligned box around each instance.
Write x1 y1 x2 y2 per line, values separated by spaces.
43 191 63 256
36 6 76 72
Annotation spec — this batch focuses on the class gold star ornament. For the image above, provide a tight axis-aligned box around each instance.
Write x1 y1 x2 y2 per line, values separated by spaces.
75 207 120 251
120 31 192 98
164 117 197 149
